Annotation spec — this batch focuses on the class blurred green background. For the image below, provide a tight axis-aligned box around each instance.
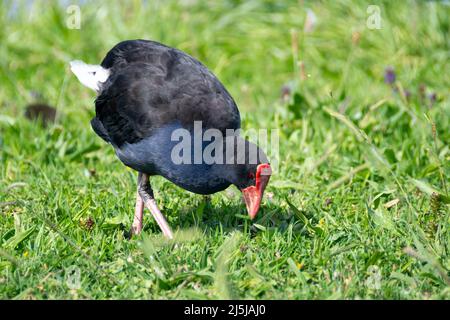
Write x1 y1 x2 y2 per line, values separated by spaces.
0 0 449 299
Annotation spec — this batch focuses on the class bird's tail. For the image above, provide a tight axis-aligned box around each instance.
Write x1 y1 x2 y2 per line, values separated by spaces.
69 60 110 92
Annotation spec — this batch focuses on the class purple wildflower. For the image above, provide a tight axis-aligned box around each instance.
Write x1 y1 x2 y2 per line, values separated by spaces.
384 67 396 85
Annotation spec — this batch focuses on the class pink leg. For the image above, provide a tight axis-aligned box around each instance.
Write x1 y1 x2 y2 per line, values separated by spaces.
138 173 173 239
131 191 144 235
144 197 173 239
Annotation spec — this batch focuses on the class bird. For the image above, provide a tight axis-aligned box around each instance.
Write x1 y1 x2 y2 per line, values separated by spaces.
70 39 271 239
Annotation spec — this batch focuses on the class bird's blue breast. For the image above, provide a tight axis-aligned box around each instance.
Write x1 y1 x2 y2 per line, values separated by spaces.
114 123 230 194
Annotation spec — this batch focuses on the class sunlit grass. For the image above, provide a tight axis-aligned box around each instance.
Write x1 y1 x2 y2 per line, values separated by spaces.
0 0 449 299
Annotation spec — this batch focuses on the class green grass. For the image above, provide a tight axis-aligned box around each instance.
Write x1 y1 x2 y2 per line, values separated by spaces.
1 0 449 299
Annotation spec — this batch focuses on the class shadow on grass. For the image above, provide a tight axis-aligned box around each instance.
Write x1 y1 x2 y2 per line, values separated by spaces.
136 198 317 240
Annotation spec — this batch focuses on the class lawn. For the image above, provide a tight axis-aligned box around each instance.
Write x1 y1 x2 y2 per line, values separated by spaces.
0 0 449 299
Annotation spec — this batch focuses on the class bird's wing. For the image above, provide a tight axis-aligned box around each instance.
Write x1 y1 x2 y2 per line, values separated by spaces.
95 40 241 147
90 117 111 143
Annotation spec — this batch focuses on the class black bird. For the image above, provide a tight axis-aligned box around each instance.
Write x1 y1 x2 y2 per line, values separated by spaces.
71 39 271 238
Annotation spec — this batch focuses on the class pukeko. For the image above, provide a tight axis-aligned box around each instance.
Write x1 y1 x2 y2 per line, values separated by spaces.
70 39 271 239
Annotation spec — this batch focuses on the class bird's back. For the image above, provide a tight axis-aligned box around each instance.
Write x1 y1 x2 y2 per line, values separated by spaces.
93 40 241 148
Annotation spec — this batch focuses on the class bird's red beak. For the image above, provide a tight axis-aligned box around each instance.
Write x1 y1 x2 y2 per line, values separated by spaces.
242 163 271 219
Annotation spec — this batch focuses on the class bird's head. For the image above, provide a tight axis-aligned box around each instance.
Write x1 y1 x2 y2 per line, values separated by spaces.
224 138 272 220
238 162 272 220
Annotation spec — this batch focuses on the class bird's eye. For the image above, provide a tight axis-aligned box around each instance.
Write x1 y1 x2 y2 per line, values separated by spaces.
247 172 255 180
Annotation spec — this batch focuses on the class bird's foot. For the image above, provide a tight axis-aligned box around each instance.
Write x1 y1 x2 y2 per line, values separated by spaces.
130 222 143 236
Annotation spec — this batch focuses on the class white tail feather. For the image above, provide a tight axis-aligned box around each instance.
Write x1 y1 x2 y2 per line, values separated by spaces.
70 60 109 92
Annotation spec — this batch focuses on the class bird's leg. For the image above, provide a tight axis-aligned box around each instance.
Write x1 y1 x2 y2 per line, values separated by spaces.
137 173 174 239
130 191 144 235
